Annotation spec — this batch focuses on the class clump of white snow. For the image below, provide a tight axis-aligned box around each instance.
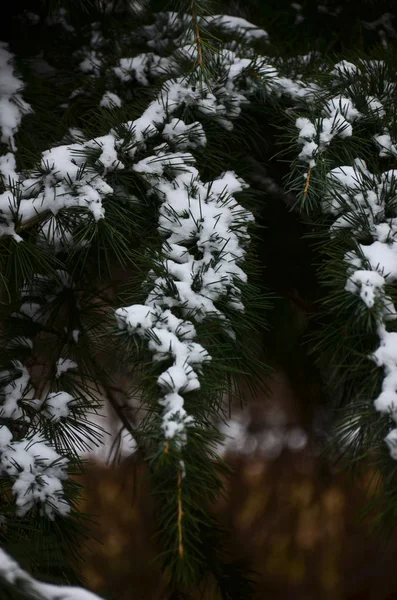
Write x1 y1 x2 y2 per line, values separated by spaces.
0 43 32 151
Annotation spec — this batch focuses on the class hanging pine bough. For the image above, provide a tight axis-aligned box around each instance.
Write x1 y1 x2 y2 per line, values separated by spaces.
1 0 397 597
284 57 397 466
0 0 274 593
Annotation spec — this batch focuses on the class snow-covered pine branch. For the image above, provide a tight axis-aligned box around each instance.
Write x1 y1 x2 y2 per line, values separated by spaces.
290 57 397 458
0 47 81 524
0 43 32 152
0 546 103 600
0 8 277 567
2 0 397 595
0 13 276 462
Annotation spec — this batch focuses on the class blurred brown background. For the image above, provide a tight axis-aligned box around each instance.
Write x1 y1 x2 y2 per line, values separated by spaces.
76 368 397 600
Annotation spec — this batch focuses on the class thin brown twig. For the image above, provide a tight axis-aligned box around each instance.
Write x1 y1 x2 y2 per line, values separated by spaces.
303 167 312 196
16 210 51 233
102 381 136 438
177 470 184 558
191 1 203 68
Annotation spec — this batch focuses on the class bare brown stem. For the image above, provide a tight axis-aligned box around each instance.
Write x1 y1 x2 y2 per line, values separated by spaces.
303 167 312 196
191 1 204 68
177 470 184 558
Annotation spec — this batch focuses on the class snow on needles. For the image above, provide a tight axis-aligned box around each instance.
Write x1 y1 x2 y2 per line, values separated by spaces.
116 77 254 446
0 357 76 517
113 35 265 447
0 427 70 519
327 166 397 456
205 15 269 41
0 38 274 243
0 43 32 151
292 58 397 459
0 9 276 517
296 95 361 168
0 546 104 600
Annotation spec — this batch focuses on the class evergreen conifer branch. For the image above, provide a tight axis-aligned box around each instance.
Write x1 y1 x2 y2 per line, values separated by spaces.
0 2 274 589
2 0 397 596
0 545 104 600
277 54 397 484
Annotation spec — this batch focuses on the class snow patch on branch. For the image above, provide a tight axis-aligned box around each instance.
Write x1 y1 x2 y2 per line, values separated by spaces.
0 546 104 599
99 91 122 108
292 58 397 459
328 165 397 454
116 76 253 447
296 95 360 168
0 427 70 519
42 391 76 421
374 130 397 157
116 160 252 445
0 361 30 420
0 43 32 151
56 358 78 378
345 270 388 310
114 53 173 84
205 15 269 41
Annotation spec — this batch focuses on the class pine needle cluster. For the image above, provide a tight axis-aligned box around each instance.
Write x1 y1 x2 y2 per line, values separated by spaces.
1 0 397 598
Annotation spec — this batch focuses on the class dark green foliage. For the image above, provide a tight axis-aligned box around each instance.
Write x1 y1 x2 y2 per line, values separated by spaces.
1 0 397 598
